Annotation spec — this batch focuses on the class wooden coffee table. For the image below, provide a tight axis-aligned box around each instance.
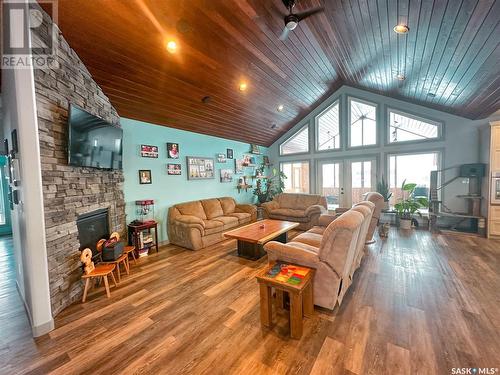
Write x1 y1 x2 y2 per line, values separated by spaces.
224 219 299 260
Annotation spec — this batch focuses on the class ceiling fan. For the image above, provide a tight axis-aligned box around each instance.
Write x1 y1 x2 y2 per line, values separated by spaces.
278 0 324 41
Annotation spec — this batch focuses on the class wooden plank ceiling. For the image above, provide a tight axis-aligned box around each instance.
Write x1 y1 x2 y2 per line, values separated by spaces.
49 0 500 146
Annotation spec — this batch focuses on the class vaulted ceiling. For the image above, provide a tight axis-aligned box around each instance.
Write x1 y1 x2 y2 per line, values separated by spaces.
49 0 499 146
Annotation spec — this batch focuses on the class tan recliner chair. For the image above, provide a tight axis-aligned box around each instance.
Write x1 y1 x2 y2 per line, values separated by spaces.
333 192 384 243
350 202 374 277
362 192 384 243
264 210 364 310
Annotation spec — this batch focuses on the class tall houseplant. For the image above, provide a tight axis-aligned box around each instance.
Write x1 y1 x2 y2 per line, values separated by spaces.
376 175 392 209
394 180 429 230
252 162 286 204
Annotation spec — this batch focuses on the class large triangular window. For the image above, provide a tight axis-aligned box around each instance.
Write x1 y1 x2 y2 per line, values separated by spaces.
280 126 309 155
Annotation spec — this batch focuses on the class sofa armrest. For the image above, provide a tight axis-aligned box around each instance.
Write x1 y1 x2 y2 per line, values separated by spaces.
305 204 327 217
261 200 279 213
264 241 321 267
235 204 257 221
174 215 205 228
318 214 341 227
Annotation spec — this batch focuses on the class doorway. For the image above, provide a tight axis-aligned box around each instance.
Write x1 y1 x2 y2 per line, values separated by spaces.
318 157 377 210
0 156 12 235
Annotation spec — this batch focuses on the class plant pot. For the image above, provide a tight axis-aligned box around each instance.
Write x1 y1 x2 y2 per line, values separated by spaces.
384 201 390 210
399 218 412 230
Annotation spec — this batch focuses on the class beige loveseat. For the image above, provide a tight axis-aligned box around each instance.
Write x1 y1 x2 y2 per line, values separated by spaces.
261 193 328 230
264 201 374 310
167 197 257 250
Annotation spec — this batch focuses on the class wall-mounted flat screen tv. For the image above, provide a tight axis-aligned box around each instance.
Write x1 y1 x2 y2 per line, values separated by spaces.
68 104 123 170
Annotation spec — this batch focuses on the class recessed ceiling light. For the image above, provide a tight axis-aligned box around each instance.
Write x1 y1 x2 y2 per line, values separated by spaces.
277 104 284 112
427 92 436 98
393 24 410 34
239 82 248 92
166 40 177 53
395 73 406 81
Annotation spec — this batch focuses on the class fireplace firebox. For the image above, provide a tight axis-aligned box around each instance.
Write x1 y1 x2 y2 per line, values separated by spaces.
76 208 109 260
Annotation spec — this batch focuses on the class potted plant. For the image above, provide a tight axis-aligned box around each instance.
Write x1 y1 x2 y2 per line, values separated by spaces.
376 175 392 209
252 162 286 204
394 180 429 230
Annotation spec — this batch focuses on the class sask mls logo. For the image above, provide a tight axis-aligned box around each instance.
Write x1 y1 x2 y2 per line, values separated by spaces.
452 368 499 375
1 0 58 69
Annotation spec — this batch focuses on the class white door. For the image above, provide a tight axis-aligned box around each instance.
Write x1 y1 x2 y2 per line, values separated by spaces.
345 158 377 206
318 161 346 210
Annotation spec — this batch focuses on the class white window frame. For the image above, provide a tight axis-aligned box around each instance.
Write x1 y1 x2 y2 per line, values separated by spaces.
315 99 341 152
347 96 378 149
387 108 443 145
386 150 442 204
279 124 309 156
280 160 311 194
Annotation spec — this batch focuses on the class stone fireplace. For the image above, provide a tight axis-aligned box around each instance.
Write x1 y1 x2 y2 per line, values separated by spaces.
32 8 126 316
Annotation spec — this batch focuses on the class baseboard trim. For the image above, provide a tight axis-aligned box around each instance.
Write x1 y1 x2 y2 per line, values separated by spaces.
32 318 55 337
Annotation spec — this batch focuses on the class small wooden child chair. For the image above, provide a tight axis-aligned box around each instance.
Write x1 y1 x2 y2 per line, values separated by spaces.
110 231 137 266
97 235 129 282
80 248 117 302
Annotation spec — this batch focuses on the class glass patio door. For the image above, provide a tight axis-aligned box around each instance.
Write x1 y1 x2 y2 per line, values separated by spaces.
319 161 345 210
346 158 377 206
318 158 377 210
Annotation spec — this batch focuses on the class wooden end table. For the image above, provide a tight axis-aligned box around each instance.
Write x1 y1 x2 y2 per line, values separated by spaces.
224 219 299 260
256 262 314 339
127 220 159 255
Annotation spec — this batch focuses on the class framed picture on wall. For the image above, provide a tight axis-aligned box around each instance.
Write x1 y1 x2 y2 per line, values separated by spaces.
187 156 215 180
140 144 159 158
220 169 233 183
226 148 233 159
235 159 244 174
139 170 152 184
217 153 227 163
167 142 179 159
167 163 181 175
250 144 260 154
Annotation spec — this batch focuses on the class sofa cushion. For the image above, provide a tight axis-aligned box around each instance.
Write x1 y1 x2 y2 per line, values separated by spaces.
202 219 224 235
293 232 322 248
227 212 251 223
213 215 239 229
201 198 224 219
272 208 307 218
218 197 236 214
277 194 299 209
176 201 207 220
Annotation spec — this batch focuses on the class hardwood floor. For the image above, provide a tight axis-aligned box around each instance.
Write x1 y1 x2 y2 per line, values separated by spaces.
1 229 499 374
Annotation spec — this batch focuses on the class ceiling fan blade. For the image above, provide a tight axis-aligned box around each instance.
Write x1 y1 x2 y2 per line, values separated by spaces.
296 7 324 21
279 27 291 41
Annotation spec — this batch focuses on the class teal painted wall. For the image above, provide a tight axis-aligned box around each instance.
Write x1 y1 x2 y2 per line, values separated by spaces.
122 118 267 243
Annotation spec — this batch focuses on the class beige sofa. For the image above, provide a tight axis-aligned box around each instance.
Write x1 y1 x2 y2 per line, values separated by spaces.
264 201 374 310
167 197 257 250
261 193 328 230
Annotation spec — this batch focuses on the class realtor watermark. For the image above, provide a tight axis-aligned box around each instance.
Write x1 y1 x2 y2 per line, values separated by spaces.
451 368 499 374
1 0 58 69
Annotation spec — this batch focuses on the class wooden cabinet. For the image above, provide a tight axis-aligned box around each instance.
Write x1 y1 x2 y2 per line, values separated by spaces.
488 122 500 238
491 126 500 171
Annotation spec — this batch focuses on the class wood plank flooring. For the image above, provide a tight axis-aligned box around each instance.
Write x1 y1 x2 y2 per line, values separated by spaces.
1 228 499 374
